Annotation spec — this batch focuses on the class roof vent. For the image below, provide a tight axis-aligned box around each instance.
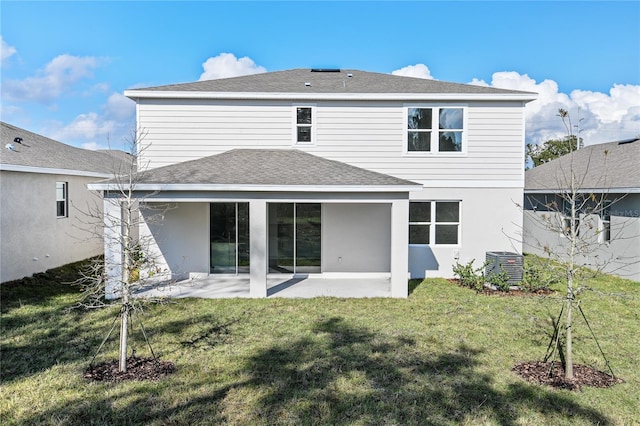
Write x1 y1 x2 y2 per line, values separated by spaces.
347 73 353 78
5 143 15 152
14 137 23 144
304 82 311 87
310 68 341 73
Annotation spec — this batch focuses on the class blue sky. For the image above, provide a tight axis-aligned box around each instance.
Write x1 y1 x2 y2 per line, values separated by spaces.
1 1 639 150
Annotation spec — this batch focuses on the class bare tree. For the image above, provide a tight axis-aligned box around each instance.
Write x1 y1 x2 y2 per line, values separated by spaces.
521 109 638 379
74 129 173 372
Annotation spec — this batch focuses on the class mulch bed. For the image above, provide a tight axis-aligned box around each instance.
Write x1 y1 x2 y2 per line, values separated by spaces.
512 361 623 391
84 356 176 382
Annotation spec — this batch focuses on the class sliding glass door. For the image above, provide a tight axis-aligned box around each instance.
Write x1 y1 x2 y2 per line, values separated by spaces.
210 203 249 274
268 203 321 274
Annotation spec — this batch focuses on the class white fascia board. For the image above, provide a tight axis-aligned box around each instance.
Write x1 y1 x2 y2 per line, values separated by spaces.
524 187 640 194
0 163 112 178
420 180 523 188
88 183 423 192
124 90 537 102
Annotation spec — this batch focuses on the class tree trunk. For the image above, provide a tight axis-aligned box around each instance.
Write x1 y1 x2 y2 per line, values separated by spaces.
119 300 129 372
565 283 574 379
119 200 132 373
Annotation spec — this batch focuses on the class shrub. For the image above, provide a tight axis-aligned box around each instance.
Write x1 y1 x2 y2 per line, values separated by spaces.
452 260 486 291
523 256 563 292
488 267 511 292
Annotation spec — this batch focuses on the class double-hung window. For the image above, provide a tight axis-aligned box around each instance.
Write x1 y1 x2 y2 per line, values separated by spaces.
56 181 68 218
406 106 465 154
293 105 315 145
409 201 460 245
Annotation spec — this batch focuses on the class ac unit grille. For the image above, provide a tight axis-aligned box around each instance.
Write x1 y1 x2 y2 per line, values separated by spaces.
485 251 523 284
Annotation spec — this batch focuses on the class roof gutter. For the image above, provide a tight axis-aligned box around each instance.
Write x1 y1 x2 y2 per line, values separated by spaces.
88 183 424 193
524 187 640 194
124 90 537 103
0 163 113 178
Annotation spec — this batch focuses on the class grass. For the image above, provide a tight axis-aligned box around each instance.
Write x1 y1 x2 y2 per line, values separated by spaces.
1 260 639 425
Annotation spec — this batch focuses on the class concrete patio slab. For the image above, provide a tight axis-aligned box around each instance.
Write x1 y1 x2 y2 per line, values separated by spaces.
134 276 391 299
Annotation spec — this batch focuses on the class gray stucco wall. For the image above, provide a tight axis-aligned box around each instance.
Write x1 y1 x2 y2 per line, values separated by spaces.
322 203 391 273
0 171 104 283
409 187 524 279
139 201 394 278
523 194 640 282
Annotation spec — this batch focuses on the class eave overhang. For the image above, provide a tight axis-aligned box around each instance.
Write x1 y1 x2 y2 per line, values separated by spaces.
524 187 640 194
87 183 424 193
124 90 537 103
1 163 113 178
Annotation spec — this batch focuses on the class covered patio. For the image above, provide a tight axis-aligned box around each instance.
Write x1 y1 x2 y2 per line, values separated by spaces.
92 149 421 299
134 275 391 299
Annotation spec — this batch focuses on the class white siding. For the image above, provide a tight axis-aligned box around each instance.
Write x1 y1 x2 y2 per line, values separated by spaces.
137 99 526 185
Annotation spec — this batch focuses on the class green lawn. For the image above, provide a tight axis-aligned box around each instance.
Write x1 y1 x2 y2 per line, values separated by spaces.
1 262 639 425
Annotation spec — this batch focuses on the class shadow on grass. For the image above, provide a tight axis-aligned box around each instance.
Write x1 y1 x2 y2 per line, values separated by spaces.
408 278 424 294
18 316 612 425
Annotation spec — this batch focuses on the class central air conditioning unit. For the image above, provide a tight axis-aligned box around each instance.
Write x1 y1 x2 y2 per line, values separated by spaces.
485 251 524 284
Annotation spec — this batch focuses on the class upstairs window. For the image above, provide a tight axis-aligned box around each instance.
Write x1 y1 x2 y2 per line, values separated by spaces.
294 106 315 144
56 181 68 218
407 107 465 154
409 201 460 245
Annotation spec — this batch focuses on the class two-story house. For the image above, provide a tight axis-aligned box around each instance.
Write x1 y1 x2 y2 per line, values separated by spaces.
91 69 536 298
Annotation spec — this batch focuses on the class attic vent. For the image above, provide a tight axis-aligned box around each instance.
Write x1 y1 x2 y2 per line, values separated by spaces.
310 68 341 73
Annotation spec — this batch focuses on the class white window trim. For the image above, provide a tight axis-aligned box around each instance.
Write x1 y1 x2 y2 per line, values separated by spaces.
403 104 468 156
292 104 317 146
409 200 461 246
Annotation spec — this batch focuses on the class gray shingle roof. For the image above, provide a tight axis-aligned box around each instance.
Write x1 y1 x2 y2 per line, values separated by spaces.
0 122 132 175
124 149 419 187
525 138 640 191
128 68 535 96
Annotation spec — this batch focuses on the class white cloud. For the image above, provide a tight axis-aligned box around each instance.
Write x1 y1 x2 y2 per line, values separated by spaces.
473 71 640 146
391 64 434 80
199 53 266 81
104 92 136 121
80 141 101 151
1 36 16 62
48 112 115 141
44 91 136 150
2 54 102 103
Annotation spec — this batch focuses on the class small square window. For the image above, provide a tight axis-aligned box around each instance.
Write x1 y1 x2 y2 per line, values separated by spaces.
295 106 314 144
409 201 460 245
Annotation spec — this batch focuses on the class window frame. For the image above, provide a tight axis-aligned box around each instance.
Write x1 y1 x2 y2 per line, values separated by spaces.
404 104 467 156
56 181 68 218
292 104 317 146
599 200 612 243
409 200 461 246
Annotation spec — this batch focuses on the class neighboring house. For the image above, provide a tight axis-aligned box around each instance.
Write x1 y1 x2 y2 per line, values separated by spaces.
0 122 130 283
523 138 640 281
91 68 536 298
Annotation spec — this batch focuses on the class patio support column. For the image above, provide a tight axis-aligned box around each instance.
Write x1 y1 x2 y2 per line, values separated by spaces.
103 198 123 300
390 199 409 298
249 200 268 298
